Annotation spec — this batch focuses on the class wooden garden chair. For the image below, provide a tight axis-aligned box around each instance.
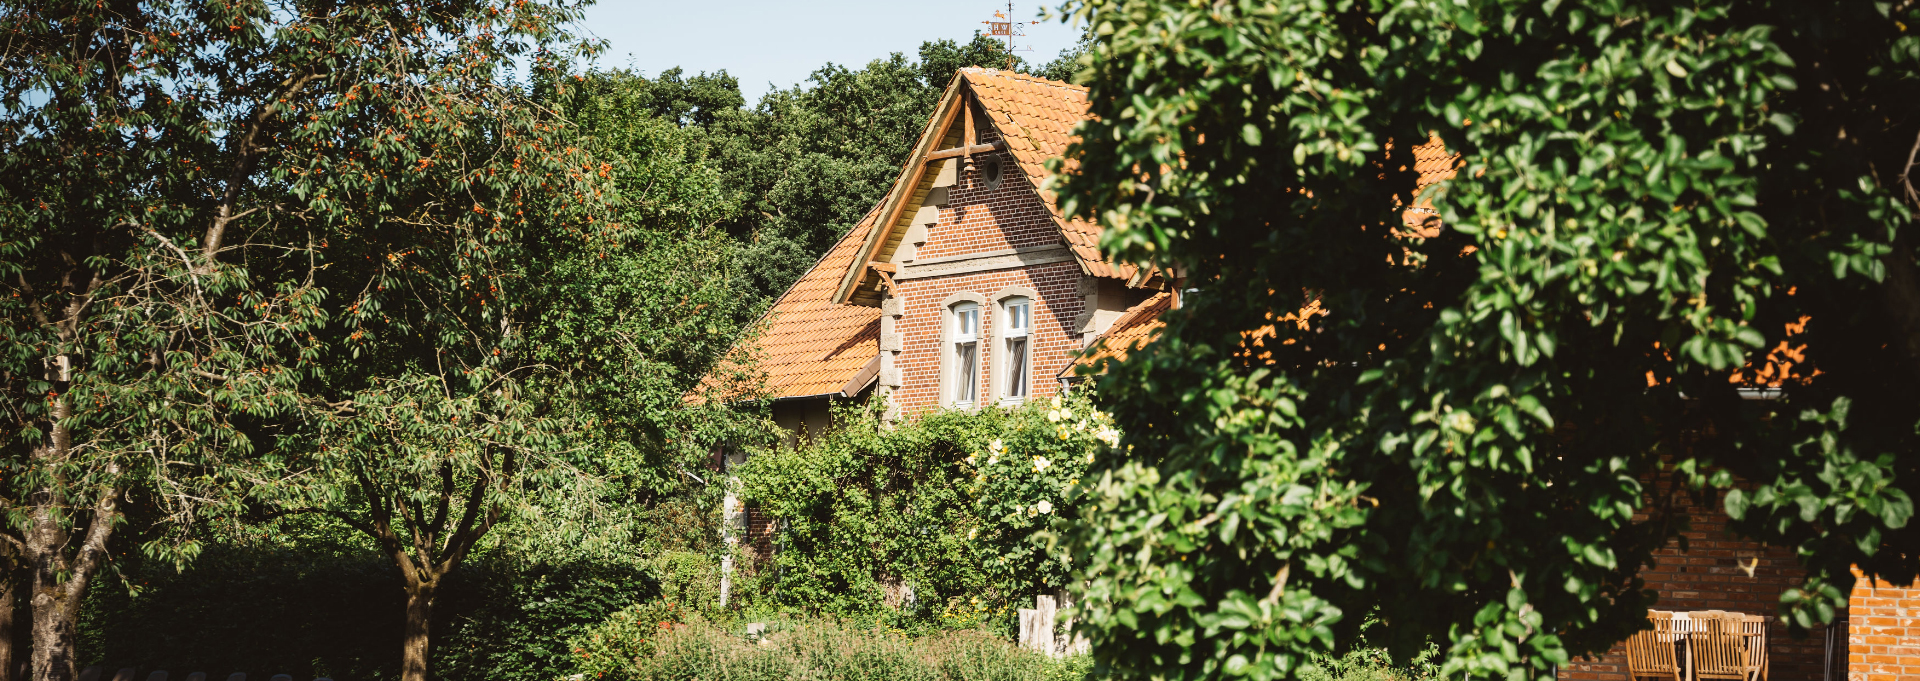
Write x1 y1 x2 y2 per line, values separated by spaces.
1692 611 1758 681
1625 610 1683 681
1736 613 1768 681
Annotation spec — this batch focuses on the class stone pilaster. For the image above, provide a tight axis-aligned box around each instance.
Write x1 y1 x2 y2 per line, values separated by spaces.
878 294 906 424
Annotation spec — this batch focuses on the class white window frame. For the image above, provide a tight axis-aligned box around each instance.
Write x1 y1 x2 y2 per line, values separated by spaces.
1000 297 1031 403
987 287 1041 405
946 299 983 408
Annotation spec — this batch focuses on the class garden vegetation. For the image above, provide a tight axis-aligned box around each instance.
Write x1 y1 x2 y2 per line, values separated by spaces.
2 0 1915 680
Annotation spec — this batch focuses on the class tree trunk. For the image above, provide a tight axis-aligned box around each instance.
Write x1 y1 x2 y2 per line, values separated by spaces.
0 565 16 681
401 575 437 681
21 400 117 681
25 570 78 681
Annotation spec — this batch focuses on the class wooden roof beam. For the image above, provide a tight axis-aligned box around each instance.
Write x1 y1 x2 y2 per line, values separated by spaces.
926 140 1007 162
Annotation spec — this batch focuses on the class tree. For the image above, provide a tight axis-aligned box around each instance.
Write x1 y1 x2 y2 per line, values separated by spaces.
609 33 1042 312
0 0 635 679
917 33 1030 88
257 35 758 681
0 1 344 677
1055 1 1918 680
1034 32 1094 84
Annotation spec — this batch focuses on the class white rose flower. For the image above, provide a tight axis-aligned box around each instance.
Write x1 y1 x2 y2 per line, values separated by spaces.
1047 409 1062 422
1050 395 1062 409
1032 456 1052 472
988 438 1005 453
1037 499 1053 514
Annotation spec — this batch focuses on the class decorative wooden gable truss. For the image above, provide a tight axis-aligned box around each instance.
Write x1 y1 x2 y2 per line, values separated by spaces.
832 68 1141 308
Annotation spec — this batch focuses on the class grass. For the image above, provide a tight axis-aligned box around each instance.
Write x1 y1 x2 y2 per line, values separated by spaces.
570 615 1090 681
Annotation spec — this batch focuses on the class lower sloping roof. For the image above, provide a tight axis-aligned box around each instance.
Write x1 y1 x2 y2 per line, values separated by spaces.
1063 292 1172 377
739 212 884 400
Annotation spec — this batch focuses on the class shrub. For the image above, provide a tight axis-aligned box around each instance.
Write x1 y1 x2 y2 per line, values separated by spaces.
733 390 1118 630
569 615 1085 681
79 541 660 681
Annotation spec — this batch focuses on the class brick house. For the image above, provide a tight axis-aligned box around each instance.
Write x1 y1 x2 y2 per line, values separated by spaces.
723 68 1917 679
738 68 1160 440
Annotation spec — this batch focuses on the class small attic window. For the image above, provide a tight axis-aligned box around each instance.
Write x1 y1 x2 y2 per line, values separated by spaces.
983 156 1005 191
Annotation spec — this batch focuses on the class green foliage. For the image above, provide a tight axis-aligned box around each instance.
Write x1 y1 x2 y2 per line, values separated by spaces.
1034 32 1096 85
736 393 1115 629
2 0 612 673
569 614 1089 681
77 536 659 681
433 557 658 681
0 0 334 602
1297 621 1440 681
918 33 1033 87
598 33 1068 311
1296 648 1431 681
564 599 697 675
972 394 1118 594
1056 0 1920 679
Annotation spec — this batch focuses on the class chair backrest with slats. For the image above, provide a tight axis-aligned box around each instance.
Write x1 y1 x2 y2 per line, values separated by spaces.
1738 614 1767 679
1626 611 1681 680
1692 612 1751 680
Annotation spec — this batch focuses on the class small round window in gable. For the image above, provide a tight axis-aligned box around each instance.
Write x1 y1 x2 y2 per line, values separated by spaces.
983 155 1005 190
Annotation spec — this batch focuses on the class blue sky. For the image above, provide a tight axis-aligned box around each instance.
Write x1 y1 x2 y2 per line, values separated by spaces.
577 1 1086 101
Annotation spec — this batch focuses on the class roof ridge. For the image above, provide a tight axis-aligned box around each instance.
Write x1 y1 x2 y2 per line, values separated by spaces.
957 66 1089 93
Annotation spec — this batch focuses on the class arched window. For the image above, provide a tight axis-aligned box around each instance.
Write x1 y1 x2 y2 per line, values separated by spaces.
1000 297 1030 401
950 301 980 407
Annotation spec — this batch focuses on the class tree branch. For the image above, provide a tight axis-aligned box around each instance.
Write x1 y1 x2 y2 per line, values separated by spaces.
201 70 327 265
66 476 121 602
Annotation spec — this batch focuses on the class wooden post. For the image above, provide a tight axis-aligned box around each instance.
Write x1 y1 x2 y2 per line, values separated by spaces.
1018 608 1042 653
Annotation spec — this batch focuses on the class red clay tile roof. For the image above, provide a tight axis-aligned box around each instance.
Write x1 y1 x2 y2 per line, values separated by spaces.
738 211 884 400
960 68 1135 280
1400 134 1460 234
1063 292 1172 376
1064 136 1462 375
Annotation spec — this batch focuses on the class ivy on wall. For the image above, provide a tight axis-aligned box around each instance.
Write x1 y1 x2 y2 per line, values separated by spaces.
736 391 1118 630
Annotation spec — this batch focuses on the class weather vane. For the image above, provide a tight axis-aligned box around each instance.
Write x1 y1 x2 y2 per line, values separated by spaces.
982 2 1039 71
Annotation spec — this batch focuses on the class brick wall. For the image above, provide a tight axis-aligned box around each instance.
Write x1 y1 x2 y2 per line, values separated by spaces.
1560 487 1838 681
1848 570 1920 680
892 260 1084 414
914 128 1060 260
886 126 1090 416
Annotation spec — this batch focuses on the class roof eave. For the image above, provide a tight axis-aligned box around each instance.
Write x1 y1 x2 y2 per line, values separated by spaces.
831 73 972 305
